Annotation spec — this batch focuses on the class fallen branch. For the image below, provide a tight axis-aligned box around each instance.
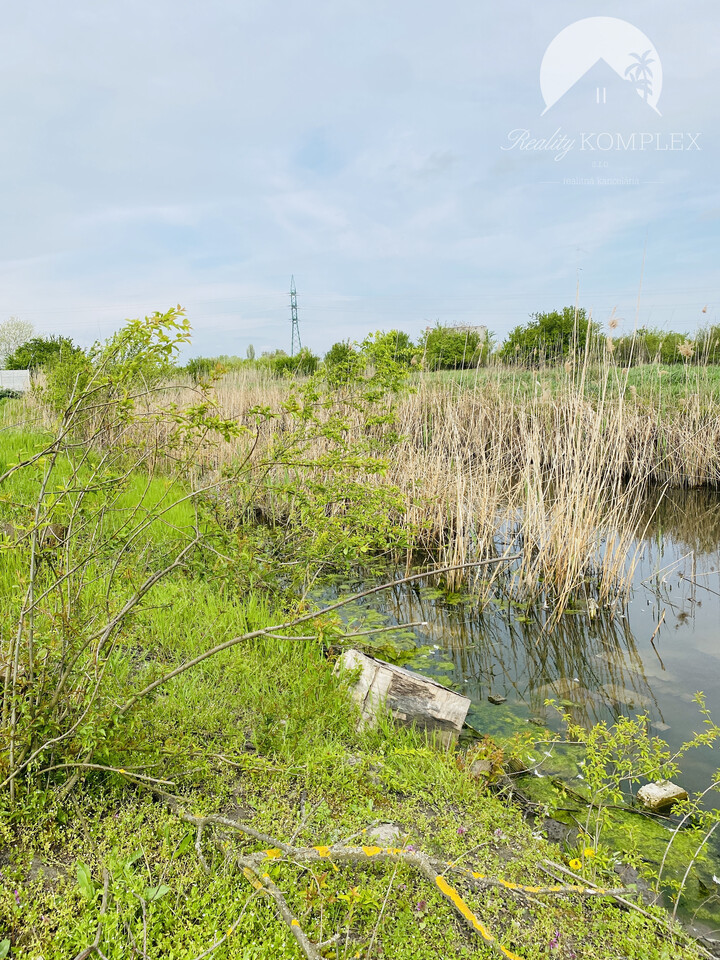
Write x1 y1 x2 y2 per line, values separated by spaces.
119 556 519 717
147 784 638 960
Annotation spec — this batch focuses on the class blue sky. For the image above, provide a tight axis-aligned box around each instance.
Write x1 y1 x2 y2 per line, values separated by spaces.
1 1 717 358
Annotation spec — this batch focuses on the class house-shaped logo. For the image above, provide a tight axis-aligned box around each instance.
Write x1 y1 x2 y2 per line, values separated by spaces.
540 17 662 117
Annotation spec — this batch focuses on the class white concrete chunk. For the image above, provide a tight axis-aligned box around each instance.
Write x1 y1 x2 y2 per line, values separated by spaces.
637 780 688 811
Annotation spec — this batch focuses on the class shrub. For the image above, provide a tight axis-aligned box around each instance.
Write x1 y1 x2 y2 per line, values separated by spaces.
612 327 695 366
323 341 364 386
363 330 415 368
270 347 319 378
5 335 83 371
499 307 598 365
418 324 487 370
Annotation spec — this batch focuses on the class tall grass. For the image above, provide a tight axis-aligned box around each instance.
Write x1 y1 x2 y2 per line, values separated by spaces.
13 349 720 613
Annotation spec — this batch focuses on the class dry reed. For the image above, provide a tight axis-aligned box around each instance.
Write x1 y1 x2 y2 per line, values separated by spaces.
12 351 720 614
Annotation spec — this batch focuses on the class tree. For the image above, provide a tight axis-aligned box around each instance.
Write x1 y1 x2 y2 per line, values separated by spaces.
498 307 599 365
0 307 415 802
5 335 83 371
324 341 363 386
417 324 487 370
246 343 256 361
625 50 655 101
611 327 694 366
362 330 414 369
270 347 319 378
0 317 34 366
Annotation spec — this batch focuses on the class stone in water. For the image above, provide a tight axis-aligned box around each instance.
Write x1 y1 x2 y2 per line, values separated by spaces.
637 780 688 811
487 694 507 705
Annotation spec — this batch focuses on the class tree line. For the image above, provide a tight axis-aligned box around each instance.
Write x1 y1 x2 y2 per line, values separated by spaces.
1 308 718 388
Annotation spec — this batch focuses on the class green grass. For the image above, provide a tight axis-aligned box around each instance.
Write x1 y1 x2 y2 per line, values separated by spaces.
0 417 708 959
423 363 720 409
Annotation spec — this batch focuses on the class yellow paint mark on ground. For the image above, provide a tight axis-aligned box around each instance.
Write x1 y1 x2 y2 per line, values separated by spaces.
361 845 383 857
435 876 494 943
242 867 263 892
435 876 524 960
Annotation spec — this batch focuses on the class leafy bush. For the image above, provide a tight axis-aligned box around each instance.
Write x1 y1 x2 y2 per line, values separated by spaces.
270 347 318 378
5 335 83 371
499 307 598 365
41 350 93 411
418 324 487 370
362 330 415 368
323 341 364 386
611 327 695 366
695 324 720 364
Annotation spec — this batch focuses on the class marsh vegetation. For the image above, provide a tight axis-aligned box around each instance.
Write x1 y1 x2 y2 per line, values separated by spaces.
1 308 720 958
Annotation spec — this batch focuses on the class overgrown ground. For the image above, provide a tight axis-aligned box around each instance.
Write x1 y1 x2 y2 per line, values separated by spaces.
0 421 707 960
3 317 720 959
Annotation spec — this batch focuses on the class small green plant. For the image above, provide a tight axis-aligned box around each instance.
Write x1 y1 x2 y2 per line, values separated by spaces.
549 695 720 913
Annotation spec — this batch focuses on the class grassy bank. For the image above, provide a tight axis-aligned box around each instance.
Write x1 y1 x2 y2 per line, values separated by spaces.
0 421 706 959
2 315 717 958
0 435 704 958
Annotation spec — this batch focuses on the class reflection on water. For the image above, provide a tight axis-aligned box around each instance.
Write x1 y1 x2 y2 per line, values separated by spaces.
316 487 720 931
320 487 720 796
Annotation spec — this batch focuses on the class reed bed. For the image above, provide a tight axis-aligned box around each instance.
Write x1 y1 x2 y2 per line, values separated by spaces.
15 354 720 613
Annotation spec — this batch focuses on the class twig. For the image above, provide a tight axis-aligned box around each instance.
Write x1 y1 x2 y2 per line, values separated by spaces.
72 867 110 960
36 763 175 786
366 862 399 960
120 556 519 715
649 608 666 669
239 862 322 960
540 860 714 960
187 890 263 960
195 822 211 876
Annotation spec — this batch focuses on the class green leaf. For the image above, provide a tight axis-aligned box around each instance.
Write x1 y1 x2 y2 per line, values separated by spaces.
172 832 194 858
144 884 171 903
76 861 96 900
124 849 144 871
0 940 10 959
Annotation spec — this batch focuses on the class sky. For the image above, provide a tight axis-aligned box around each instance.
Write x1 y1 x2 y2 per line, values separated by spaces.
1 1 718 359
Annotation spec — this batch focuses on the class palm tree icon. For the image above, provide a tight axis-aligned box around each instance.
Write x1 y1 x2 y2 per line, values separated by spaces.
625 50 654 101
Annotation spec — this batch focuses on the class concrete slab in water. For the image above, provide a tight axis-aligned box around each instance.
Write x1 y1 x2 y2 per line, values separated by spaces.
637 780 688 811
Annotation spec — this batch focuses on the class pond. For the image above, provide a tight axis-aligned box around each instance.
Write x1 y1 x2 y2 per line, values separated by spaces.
314 486 720 936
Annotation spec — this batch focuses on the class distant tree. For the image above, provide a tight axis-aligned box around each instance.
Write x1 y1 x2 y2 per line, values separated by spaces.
418 324 487 370
0 317 34 366
611 327 699 366
695 324 720 364
323 341 363 386
363 330 415 368
498 307 598 365
5 335 82 371
246 343 255 361
270 347 318 378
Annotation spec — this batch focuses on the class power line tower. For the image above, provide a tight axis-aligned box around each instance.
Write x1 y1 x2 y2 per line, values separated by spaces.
289 275 302 356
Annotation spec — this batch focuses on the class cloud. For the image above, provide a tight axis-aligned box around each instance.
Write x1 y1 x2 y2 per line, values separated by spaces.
0 0 717 352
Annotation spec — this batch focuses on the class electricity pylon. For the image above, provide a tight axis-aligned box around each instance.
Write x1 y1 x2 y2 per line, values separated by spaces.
290 276 302 356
